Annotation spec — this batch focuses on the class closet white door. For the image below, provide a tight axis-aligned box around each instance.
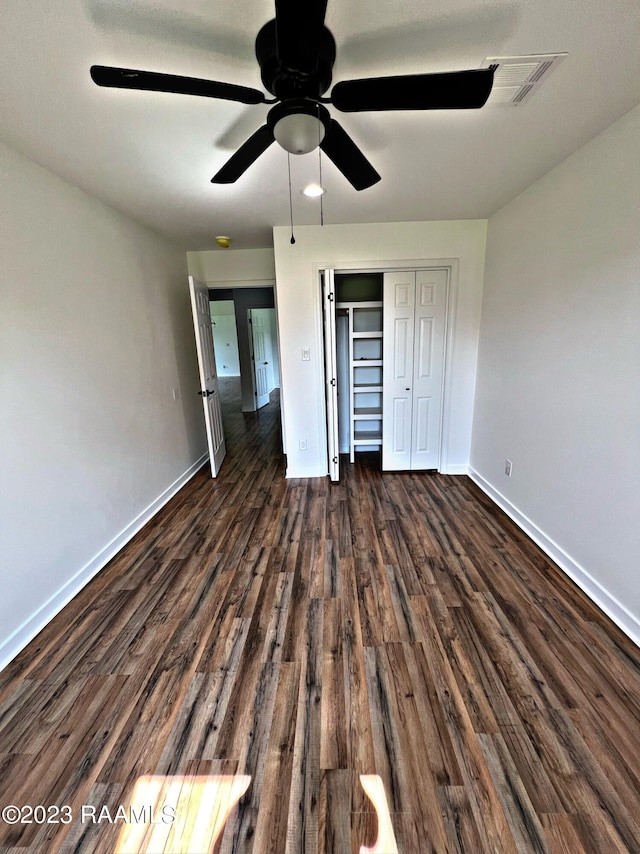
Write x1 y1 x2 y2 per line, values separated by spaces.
410 269 448 470
322 269 340 481
382 271 416 470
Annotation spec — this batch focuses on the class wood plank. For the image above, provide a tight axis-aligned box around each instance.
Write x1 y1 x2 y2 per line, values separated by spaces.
321 598 348 770
318 769 351 854
477 732 550 853
437 784 486 854
252 662 300 854
285 598 323 854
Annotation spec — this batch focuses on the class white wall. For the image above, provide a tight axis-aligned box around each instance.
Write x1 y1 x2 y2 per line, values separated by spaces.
471 104 640 643
187 248 275 283
0 140 207 669
273 221 488 477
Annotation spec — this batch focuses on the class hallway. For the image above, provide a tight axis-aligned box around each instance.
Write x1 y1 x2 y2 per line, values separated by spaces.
0 381 639 853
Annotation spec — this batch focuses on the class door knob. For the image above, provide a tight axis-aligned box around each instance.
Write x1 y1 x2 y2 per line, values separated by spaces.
263 361 268 365
198 390 215 397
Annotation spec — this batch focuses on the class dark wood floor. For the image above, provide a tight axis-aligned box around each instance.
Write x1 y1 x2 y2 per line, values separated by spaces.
1 377 639 854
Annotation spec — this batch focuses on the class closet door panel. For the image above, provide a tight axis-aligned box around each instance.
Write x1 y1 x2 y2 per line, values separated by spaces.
411 269 448 470
415 316 434 379
382 272 415 470
392 397 411 454
393 317 412 379
413 396 432 454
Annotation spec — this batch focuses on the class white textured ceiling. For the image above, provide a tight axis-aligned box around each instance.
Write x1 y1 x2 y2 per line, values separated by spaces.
1 0 639 249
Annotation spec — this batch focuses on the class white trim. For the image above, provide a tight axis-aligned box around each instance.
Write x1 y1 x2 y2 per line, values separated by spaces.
206 278 275 289
441 463 469 475
0 453 209 672
285 464 327 479
313 263 331 477
468 467 640 648
439 261 459 474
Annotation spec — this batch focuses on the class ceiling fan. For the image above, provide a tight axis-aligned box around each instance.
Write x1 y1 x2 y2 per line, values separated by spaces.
90 0 496 190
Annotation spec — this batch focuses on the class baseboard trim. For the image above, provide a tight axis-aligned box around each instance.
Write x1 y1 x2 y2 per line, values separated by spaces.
0 453 209 673
441 463 469 475
285 465 326 479
467 467 640 648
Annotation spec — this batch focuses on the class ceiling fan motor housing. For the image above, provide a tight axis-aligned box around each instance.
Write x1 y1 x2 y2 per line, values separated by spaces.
267 100 331 154
255 19 336 99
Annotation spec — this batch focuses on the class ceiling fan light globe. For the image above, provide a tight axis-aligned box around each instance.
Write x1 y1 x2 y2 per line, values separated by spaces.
273 114 325 154
303 182 325 197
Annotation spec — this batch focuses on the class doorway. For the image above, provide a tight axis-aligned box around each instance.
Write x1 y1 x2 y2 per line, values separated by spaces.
321 265 453 481
209 286 280 415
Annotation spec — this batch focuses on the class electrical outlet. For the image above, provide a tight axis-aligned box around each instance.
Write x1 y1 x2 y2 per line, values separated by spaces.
299 439 308 451
505 458 513 477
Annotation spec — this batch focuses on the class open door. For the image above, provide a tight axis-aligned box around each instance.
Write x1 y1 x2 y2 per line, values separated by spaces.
189 276 226 477
248 309 270 410
322 269 340 481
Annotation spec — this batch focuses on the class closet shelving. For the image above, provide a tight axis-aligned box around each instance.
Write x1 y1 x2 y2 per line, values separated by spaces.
336 298 384 462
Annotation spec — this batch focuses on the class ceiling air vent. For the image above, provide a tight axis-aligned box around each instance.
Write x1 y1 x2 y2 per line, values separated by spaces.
481 54 567 106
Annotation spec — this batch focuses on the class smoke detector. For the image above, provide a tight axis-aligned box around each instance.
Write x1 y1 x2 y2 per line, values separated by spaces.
482 54 567 106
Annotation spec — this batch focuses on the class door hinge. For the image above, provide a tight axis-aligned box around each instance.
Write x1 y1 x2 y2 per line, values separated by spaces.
333 456 338 464
330 378 336 386
327 292 334 302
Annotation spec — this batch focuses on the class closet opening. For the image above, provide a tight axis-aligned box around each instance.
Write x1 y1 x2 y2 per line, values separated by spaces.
321 266 451 481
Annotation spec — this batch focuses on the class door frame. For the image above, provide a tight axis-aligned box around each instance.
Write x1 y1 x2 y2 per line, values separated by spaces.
315 258 460 476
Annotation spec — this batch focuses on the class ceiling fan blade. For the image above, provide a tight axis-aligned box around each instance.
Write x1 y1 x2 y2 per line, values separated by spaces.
90 65 266 105
274 0 328 74
211 124 274 183
331 67 496 112
320 120 381 191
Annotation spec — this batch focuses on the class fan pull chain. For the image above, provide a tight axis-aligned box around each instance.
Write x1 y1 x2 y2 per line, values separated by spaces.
317 105 324 226
288 153 295 244
318 145 324 226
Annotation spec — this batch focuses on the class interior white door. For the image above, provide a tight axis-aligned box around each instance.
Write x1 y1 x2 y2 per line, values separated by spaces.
189 275 226 477
249 309 270 409
382 271 416 470
411 269 448 470
256 308 276 392
322 269 340 481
